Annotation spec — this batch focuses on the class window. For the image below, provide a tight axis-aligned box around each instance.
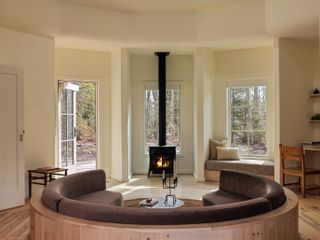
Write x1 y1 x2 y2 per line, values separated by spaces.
228 83 267 157
144 84 181 154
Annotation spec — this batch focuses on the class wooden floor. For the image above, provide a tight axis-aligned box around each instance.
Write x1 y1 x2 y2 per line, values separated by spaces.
0 175 319 240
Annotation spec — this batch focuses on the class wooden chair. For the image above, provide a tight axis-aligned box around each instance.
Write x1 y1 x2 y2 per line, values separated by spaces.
279 144 320 198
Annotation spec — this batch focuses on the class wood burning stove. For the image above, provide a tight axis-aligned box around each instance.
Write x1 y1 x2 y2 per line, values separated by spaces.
148 52 177 177
148 52 178 204
148 146 176 177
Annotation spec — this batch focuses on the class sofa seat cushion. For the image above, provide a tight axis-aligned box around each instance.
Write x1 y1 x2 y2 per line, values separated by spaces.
206 159 274 176
59 197 272 225
74 190 123 207
202 190 250 206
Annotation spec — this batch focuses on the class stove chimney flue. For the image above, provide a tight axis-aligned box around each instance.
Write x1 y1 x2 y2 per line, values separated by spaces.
155 52 169 146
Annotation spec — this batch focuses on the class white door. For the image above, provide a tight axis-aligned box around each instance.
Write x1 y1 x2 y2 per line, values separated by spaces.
0 65 24 210
58 82 79 170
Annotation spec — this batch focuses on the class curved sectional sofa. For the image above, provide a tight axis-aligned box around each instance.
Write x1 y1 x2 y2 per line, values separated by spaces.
41 169 286 225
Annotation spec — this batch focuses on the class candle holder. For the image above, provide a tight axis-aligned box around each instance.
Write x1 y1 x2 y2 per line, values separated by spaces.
162 170 178 204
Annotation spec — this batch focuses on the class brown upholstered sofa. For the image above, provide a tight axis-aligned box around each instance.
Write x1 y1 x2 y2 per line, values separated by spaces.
41 169 286 225
203 170 286 210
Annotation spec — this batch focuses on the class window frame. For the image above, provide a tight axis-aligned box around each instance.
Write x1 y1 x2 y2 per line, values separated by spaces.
143 82 183 156
226 79 270 159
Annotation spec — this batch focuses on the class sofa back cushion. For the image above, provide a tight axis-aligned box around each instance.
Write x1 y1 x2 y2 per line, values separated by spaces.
220 170 268 198
42 169 106 212
219 170 286 209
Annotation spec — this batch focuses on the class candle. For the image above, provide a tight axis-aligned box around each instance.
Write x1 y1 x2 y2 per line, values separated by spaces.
174 159 177 178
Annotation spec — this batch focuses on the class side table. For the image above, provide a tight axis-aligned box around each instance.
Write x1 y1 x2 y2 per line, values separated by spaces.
28 167 68 198
139 197 184 208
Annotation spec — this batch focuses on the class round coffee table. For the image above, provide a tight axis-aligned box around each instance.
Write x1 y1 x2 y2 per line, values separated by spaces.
139 197 184 208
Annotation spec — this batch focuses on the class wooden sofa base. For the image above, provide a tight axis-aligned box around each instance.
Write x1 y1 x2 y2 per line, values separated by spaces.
205 170 274 182
30 189 298 240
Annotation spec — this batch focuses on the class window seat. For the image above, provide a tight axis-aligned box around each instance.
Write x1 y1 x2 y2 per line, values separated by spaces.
205 159 274 182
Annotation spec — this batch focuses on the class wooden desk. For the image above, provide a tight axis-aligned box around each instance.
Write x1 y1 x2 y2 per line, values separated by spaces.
28 167 68 198
301 143 320 154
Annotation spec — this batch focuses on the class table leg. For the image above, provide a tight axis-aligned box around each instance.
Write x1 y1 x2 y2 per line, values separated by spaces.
28 171 32 198
44 173 47 186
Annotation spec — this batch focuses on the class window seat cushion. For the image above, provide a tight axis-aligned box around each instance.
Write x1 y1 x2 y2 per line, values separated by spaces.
205 159 274 176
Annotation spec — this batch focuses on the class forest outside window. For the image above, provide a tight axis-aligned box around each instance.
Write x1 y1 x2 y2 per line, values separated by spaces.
227 82 268 157
144 84 181 154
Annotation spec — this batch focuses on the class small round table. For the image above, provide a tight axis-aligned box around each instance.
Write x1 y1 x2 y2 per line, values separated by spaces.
139 197 184 208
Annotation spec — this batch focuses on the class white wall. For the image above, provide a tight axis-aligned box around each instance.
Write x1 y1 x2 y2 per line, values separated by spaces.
193 48 214 181
0 27 55 192
0 0 60 37
277 38 318 183
131 54 194 174
213 47 275 157
0 0 271 48
55 48 111 176
196 1 267 41
278 39 315 145
265 0 320 37
312 39 320 140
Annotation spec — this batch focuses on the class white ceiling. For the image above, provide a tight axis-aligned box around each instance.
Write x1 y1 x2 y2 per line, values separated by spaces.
57 0 259 14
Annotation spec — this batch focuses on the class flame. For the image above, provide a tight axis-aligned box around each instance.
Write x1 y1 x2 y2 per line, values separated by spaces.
156 156 170 168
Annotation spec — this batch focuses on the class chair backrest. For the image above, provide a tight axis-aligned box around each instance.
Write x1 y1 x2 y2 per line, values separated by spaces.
279 144 305 172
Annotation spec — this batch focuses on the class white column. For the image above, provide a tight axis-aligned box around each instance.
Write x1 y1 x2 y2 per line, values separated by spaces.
110 48 131 181
193 48 213 182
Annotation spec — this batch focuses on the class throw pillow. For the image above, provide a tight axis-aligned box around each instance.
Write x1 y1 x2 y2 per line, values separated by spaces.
216 147 240 160
209 139 227 159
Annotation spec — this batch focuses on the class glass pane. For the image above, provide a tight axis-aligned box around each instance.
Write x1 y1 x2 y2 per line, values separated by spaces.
230 88 248 107
231 131 249 155
76 82 97 165
231 107 249 130
144 88 181 154
61 115 67 140
67 90 74 114
61 90 67 114
67 141 74 166
144 90 159 153
166 89 181 153
76 82 96 138
61 142 67 167
67 116 74 139
229 85 267 156
249 131 267 155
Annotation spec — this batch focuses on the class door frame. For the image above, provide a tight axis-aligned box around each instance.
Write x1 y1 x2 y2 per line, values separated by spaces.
0 64 24 209
55 75 100 171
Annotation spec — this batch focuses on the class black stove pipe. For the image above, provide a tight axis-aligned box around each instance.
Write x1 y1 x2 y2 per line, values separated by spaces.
155 52 169 146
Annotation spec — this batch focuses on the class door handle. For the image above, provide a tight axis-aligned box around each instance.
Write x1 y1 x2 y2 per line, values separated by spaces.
20 131 25 142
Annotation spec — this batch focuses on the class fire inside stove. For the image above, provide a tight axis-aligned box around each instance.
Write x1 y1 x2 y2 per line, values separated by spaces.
156 156 170 168
148 146 176 177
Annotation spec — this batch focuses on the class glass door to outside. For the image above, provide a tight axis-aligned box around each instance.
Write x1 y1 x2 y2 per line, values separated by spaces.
59 82 79 169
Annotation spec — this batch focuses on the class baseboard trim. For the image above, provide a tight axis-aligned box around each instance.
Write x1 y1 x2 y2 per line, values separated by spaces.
193 172 205 182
